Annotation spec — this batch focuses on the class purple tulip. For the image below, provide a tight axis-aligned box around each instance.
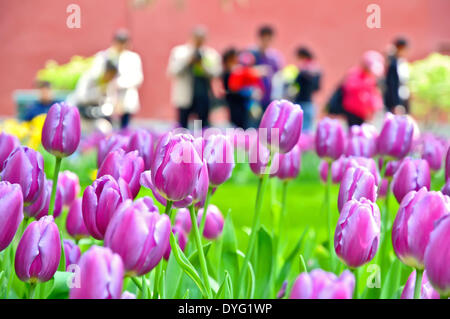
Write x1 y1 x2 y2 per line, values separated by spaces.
289 269 355 299
271 144 301 180
249 138 271 176
175 208 192 233
421 135 445 171
97 149 144 198
82 175 130 240
163 225 188 260
41 102 81 157
0 146 45 204
377 112 414 159
197 204 224 240
0 132 19 168
335 198 380 268
97 134 129 168
391 158 430 203
24 179 63 219
128 128 154 170
378 178 389 198
392 187 450 269
346 124 378 158
333 156 380 185
315 117 346 160
0 181 23 252
58 170 80 207
337 166 377 212
401 270 440 299
70 246 124 299
442 180 450 197
147 132 202 202
319 160 328 183
66 198 89 240
104 198 171 276
385 159 401 178
15 216 61 283
200 134 234 186
259 99 303 154
424 214 450 297
63 239 81 270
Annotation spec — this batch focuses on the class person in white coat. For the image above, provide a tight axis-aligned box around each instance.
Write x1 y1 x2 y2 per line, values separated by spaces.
167 26 221 128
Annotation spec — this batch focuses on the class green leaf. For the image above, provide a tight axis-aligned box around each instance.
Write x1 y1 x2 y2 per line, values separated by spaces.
165 252 183 299
47 271 71 299
58 230 66 272
246 261 256 299
254 226 272 298
217 212 239 295
188 242 212 265
380 258 403 299
299 254 308 274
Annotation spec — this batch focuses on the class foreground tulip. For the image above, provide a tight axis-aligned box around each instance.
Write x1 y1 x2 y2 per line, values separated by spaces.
63 239 81 269
163 225 188 260
97 149 144 198
377 112 414 159
259 99 303 154
289 269 355 299
66 198 89 240
128 128 154 170
271 144 301 180
346 124 378 158
58 170 80 207
197 204 224 240
392 187 450 269
315 117 346 160
0 182 23 252
0 146 45 204
335 198 380 268
200 134 235 186
104 198 171 276
424 214 450 298
70 246 124 299
97 134 129 168
337 166 377 212
82 175 130 240
391 158 430 203
15 216 61 283
0 132 19 168
401 270 440 299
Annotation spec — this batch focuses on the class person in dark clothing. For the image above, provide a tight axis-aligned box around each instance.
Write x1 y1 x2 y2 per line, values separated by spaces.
384 37 410 114
24 81 58 121
293 47 321 132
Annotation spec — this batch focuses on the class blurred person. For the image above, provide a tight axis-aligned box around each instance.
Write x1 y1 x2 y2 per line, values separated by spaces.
167 26 222 128
341 50 385 127
384 37 410 114
23 81 59 121
292 46 322 132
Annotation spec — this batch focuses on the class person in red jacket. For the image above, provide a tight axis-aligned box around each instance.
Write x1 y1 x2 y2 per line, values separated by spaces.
342 50 385 127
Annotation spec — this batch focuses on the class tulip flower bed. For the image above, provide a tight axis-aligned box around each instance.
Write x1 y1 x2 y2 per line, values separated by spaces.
0 100 449 300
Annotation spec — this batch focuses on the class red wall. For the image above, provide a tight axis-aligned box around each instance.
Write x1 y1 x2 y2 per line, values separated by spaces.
1 0 449 120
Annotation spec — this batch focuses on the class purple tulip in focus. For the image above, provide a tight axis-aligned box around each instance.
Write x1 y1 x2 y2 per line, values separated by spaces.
104 198 171 276
0 181 23 252
337 166 377 212
25 179 63 219
200 134 235 186
289 269 355 299
392 187 450 269
271 144 301 180
58 170 80 207
15 216 61 283
315 117 346 160
0 132 19 168
197 204 224 239
377 112 414 159
175 208 192 233
82 175 130 240
66 198 90 240
0 146 45 204
391 158 430 203
333 156 380 185
424 214 450 297
163 225 188 260
70 246 124 299
128 128 154 170
335 198 380 268
63 239 81 270
97 134 129 168
41 102 81 157
401 270 440 299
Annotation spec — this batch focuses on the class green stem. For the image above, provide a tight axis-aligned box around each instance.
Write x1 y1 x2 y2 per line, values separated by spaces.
165 200 173 219
48 156 62 216
188 204 212 299
325 161 335 272
352 268 359 299
199 187 213 236
278 181 288 243
154 201 173 298
131 276 143 296
413 268 423 299
28 283 36 299
441 294 448 299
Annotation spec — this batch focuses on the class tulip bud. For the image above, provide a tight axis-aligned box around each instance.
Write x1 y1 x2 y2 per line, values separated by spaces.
175 208 192 233
259 99 303 153
337 166 377 212
128 128 154 170
66 198 89 240
197 204 224 239
82 175 130 240
391 158 430 203
200 134 235 186
424 214 450 297
401 270 440 299
0 146 45 204
58 170 80 207
63 239 81 270
315 117 346 160
289 269 355 299
0 182 24 252
333 156 380 185
15 216 61 283
70 246 124 299
249 138 271 176
271 144 301 180
392 187 450 269
104 199 171 276
97 149 144 198
0 132 19 169
335 198 380 268
377 112 414 159
97 134 129 168
41 102 81 157
163 225 188 260
346 124 378 158
25 179 63 219
421 135 445 171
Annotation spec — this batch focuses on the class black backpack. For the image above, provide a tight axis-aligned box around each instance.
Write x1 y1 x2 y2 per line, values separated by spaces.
326 84 345 115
